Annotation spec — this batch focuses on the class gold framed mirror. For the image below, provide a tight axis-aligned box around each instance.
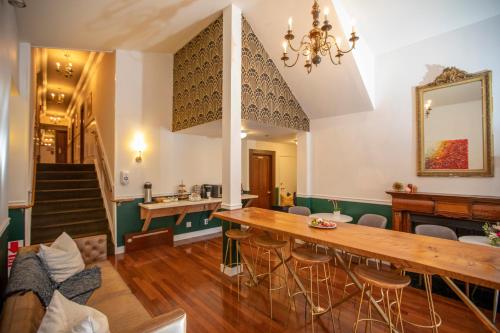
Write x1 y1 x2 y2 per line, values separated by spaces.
416 67 493 177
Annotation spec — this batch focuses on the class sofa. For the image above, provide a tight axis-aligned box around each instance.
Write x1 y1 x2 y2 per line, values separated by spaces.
0 234 186 333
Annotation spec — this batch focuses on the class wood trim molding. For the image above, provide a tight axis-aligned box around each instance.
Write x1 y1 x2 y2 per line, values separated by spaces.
0 217 10 235
386 191 500 232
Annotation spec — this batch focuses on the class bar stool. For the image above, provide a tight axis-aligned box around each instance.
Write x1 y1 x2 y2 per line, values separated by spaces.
253 234 290 319
353 265 410 333
291 247 335 332
224 229 253 300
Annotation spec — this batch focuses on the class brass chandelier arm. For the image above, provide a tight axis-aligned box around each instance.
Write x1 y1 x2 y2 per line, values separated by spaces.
283 52 301 67
326 46 341 66
325 34 356 54
287 34 311 53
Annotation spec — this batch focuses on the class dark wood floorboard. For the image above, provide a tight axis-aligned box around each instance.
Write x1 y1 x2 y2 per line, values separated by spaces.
109 237 498 332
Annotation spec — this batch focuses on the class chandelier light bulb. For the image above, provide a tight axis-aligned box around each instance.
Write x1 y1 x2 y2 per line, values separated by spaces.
337 37 342 47
324 7 329 19
288 17 293 31
282 41 288 53
56 62 61 71
351 18 357 33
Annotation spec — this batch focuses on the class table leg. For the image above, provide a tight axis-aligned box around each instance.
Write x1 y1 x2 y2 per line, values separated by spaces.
494 290 498 323
442 276 499 333
142 211 153 232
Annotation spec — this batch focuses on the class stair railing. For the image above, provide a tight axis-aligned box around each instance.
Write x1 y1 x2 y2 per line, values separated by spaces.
89 122 116 246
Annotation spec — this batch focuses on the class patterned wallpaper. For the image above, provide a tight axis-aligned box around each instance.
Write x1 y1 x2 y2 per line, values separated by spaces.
242 17 309 132
173 16 223 132
172 15 309 132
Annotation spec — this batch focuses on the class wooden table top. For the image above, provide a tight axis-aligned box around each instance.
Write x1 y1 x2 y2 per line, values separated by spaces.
214 207 500 290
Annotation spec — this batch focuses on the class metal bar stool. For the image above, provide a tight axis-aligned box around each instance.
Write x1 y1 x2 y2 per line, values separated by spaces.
224 228 253 300
353 265 410 333
253 234 290 319
291 247 336 332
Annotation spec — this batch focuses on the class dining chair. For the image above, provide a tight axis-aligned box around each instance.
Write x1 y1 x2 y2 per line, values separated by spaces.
288 206 311 216
415 224 458 240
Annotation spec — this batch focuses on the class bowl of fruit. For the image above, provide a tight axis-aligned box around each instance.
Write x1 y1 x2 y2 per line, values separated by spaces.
309 218 337 229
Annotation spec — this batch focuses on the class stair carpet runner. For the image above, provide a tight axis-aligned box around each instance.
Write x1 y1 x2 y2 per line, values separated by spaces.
33 163 113 254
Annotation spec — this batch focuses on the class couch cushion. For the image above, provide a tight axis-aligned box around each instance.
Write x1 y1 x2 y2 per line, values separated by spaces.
87 261 153 333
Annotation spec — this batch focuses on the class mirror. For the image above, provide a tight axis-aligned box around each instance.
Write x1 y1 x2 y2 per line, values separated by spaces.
416 67 493 177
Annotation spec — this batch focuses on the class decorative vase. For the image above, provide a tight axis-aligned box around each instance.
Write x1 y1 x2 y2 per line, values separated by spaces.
333 210 341 217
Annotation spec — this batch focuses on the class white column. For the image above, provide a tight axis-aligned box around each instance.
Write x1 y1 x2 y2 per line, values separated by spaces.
221 4 242 210
296 131 312 197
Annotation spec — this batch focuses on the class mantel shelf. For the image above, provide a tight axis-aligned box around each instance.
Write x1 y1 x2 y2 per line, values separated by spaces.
386 191 500 233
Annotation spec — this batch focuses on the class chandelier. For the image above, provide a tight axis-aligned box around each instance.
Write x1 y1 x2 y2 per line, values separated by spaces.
56 53 73 78
50 89 65 104
281 0 359 74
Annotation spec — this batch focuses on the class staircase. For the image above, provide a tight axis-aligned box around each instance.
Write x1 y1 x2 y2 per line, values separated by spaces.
32 163 113 253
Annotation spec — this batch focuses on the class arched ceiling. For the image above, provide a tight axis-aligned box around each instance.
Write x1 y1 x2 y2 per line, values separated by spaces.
15 0 500 119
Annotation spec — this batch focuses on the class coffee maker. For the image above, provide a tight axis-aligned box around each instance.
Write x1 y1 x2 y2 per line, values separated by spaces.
200 184 222 198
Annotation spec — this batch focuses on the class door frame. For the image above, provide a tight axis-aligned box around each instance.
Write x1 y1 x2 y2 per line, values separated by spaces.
80 103 85 163
249 149 276 208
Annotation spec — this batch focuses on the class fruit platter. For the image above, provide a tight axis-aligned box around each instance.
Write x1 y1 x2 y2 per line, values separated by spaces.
309 218 337 229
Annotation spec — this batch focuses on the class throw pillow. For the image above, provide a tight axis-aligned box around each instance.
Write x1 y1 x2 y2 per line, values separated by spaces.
38 290 109 333
38 232 85 283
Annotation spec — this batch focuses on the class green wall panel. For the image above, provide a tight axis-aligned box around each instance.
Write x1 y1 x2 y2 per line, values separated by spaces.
8 208 25 242
297 197 393 229
116 199 223 247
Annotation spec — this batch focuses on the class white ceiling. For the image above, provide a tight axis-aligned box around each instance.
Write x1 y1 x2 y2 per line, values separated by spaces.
15 0 500 120
341 0 500 55
44 48 89 114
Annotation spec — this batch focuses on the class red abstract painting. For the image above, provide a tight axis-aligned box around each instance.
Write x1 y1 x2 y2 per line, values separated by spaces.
425 139 469 169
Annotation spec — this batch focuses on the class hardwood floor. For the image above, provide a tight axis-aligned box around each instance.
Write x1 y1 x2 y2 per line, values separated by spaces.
109 237 498 332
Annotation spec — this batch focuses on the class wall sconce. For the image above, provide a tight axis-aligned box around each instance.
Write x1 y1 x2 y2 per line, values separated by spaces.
132 132 146 163
240 131 248 139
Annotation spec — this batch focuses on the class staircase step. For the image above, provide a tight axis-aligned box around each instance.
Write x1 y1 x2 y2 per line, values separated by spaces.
31 221 109 245
33 197 103 214
36 188 101 201
37 171 97 180
32 208 106 226
36 179 99 190
37 163 95 172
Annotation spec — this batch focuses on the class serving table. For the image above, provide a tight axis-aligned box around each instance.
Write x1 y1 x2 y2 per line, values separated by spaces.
214 207 500 332
139 194 257 232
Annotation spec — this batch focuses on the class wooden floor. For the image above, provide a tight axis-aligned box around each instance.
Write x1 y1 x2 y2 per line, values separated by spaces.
109 237 498 332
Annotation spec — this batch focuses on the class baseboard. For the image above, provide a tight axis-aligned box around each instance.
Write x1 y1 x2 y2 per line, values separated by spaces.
220 263 243 277
173 227 222 242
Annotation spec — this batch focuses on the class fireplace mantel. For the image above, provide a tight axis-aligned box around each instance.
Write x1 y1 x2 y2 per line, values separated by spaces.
386 191 500 233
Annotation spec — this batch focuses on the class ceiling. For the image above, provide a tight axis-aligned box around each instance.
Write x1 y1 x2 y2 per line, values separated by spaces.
341 0 500 55
16 0 500 120
44 48 89 115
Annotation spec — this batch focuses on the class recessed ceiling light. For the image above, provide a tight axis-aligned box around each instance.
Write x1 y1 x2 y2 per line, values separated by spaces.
8 0 26 8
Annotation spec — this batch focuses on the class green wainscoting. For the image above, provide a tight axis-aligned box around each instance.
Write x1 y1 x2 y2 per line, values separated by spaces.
116 199 222 247
296 197 393 229
8 208 25 242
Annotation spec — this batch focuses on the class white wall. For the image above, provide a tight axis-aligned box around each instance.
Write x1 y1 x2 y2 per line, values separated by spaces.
242 139 297 193
8 43 31 206
307 16 500 203
0 0 19 231
114 50 222 198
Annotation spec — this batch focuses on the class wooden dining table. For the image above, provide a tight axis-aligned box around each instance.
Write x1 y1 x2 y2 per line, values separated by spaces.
214 207 500 333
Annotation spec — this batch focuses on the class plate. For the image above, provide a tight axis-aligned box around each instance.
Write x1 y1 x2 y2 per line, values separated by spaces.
308 221 337 229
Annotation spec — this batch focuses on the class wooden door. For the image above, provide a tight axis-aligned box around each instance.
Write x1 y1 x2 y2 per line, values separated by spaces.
70 122 75 163
55 130 68 163
249 150 275 209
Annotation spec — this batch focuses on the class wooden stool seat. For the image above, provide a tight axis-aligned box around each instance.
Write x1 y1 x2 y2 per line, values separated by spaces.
253 235 288 249
354 265 410 290
291 247 332 265
225 229 252 240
